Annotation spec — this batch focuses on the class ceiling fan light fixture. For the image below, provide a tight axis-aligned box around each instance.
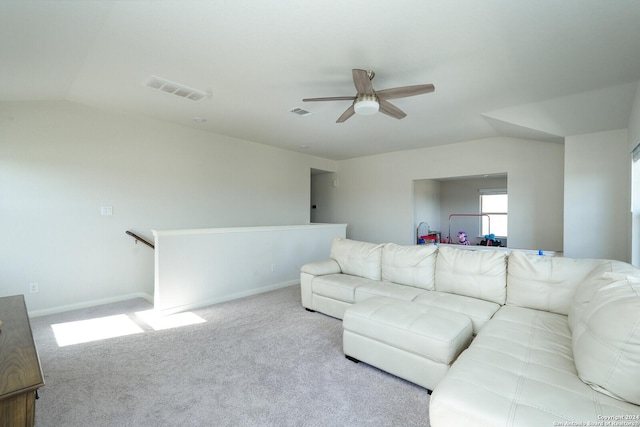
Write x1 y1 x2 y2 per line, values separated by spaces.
302 69 434 122
354 95 379 116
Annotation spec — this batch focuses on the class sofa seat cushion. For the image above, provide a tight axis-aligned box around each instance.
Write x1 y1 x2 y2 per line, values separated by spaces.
354 282 427 302
435 245 507 304
412 290 500 334
312 273 375 303
381 243 437 290
430 305 640 427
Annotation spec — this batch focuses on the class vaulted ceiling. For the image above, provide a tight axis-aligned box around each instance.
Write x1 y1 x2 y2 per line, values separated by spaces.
2 1 639 160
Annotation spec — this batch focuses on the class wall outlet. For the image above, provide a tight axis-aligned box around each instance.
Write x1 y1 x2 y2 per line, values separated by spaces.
100 206 113 216
270 264 276 272
29 282 39 293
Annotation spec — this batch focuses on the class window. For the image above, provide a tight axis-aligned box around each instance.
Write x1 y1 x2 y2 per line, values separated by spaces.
480 191 507 237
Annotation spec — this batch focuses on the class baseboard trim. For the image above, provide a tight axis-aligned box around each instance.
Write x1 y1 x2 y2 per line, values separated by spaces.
28 281 300 318
28 292 154 318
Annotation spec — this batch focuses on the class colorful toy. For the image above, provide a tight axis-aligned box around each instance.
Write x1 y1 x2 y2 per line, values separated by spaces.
457 231 470 245
481 234 502 246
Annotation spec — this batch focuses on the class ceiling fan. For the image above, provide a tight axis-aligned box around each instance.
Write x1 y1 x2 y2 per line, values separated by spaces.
303 69 435 123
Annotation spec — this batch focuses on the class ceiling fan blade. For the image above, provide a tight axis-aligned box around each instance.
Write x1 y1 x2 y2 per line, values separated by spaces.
303 96 355 102
376 84 435 100
336 104 355 123
352 69 375 95
379 99 407 120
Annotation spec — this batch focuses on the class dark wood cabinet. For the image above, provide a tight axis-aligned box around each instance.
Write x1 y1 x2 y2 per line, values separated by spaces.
0 295 44 427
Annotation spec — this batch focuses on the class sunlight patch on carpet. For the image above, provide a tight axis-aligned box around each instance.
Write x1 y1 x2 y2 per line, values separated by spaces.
135 310 206 331
51 314 144 347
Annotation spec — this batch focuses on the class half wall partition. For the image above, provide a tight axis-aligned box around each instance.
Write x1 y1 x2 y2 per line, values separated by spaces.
153 223 347 314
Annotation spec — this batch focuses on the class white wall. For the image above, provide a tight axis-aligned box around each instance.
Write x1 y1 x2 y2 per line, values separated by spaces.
633 159 640 266
629 81 640 266
153 224 346 314
629 81 640 152
564 129 630 261
4 97 635 315
0 101 336 315
327 137 564 251
413 179 441 243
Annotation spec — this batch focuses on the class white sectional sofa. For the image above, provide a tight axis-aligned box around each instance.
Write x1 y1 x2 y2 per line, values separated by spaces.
300 238 640 427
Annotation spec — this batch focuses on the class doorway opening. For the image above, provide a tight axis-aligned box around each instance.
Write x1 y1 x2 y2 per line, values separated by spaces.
413 173 508 246
310 168 336 223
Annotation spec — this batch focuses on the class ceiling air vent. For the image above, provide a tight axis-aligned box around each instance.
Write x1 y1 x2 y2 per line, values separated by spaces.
145 75 210 101
290 107 312 117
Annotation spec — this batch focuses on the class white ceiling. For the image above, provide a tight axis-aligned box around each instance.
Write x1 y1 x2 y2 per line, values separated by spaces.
2 1 639 160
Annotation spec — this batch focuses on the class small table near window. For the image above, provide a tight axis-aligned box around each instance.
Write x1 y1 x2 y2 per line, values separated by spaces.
0 295 44 427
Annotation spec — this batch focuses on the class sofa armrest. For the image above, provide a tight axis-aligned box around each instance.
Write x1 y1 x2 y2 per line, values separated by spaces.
301 259 342 276
300 259 341 310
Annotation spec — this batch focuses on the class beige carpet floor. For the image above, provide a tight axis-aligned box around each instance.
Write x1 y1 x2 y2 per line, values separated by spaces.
30 285 430 426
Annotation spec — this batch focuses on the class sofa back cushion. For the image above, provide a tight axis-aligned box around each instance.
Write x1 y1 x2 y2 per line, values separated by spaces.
507 251 606 315
435 246 507 304
567 260 640 331
572 276 640 405
381 243 437 290
330 238 383 280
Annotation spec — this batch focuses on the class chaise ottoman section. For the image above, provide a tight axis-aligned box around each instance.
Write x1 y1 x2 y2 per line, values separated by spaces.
342 296 473 391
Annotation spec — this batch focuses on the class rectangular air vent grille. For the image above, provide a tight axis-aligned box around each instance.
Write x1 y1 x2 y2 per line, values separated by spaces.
290 107 312 117
145 75 210 101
